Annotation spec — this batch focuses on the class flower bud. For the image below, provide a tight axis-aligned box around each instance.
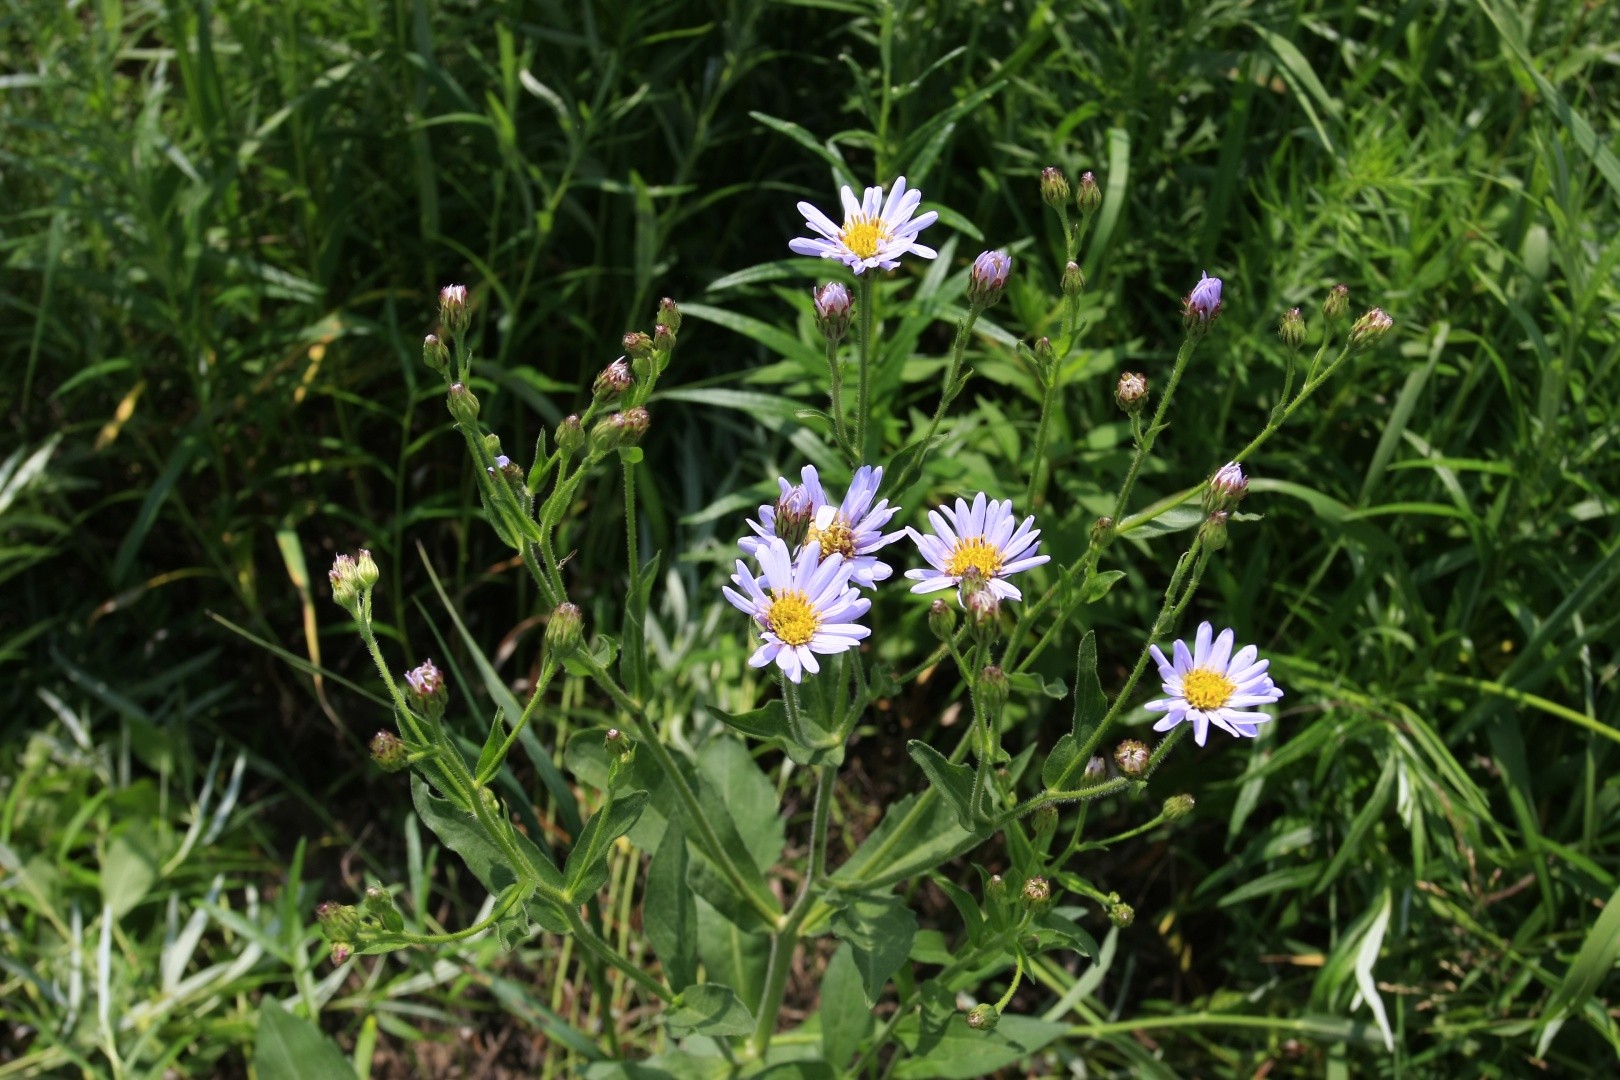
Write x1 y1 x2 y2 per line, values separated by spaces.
547 602 583 656
593 357 633 400
986 873 1007 900
1076 171 1101 215
928 598 957 642
978 665 1009 717
1348 307 1394 351
1108 902 1135 928
620 406 650 444
354 549 380 590
423 334 450 375
622 331 654 360
773 484 815 550
813 282 853 344
370 730 409 772
1089 516 1115 550
404 659 447 720
1162 794 1195 821
447 382 480 426
1039 167 1070 209
329 941 352 965
1114 739 1150 777
657 297 682 334
589 411 633 453
1022 875 1051 906
1031 804 1058 838
1199 510 1230 552
329 554 361 612
1033 336 1057 380
316 901 361 941
1061 261 1085 298
1083 755 1107 784
364 885 395 917
1323 283 1350 322
1115 371 1147 414
1204 461 1248 512
438 284 469 335
1278 307 1305 351
653 323 675 354
556 414 584 457
964 1003 1000 1032
968 250 1012 309
964 579 1000 641
1182 272 1223 333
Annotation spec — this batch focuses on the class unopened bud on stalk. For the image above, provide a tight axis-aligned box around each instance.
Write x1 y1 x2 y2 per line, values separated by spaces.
1114 739 1150 776
1323 283 1350 322
1204 461 1248 512
1061 261 1085 298
364 885 396 917
813 282 853 344
1040 167 1070 209
1278 307 1306 351
963 576 1000 640
423 334 450 375
773 484 815 549
979 665 1009 717
1115 371 1148 414
593 357 633 400
1182 272 1223 334
652 323 675 354
1199 510 1230 551
622 331 654 360
1022 875 1051 906
1076 171 1102 215
986 874 1007 901
1031 804 1059 838
438 284 469 335
404 659 447 720
1348 307 1394 351
590 409 648 453
370 730 409 772
547 602 584 656
1090 516 1115 550
964 1003 1000 1032
968 250 1013 309
657 297 682 334
355 549 380 590
556 414 584 457
329 942 352 965
1163 794 1195 821
316 901 361 941
928 598 957 642
447 382 480 425
329 554 362 611
1109 902 1135 928
1083 755 1107 783
1033 336 1057 379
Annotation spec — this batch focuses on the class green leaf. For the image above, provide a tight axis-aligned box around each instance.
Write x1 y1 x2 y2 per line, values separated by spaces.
932 876 985 946
564 792 648 903
708 701 787 742
1040 734 1080 792
695 894 769 1008
889 1013 1068 1079
832 793 979 892
644 817 697 992
1080 569 1126 603
1128 504 1204 538
697 738 785 871
1536 880 1620 1055
820 943 873 1070
253 999 357 1080
1042 633 1108 791
583 1050 730 1080
906 741 981 833
101 823 161 919
664 983 756 1038
473 708 508 787
829 893 918 1005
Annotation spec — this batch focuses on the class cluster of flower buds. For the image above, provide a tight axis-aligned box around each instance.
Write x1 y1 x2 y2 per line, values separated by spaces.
316 901 360 964
329 550 379 613
404 659 447 720
968 250 1012 309
1182 272 1223 335
1115 371 1148 415
590 406 650 453
812 282 852 344
1039 166 1102 217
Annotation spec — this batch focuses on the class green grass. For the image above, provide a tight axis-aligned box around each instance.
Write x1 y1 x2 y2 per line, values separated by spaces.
3 0 1617 1075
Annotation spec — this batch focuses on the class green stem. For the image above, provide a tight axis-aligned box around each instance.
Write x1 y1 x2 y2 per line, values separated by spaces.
370 882 527 946
478 658 560 786
565 905 674 1003
1025 374 1060 507
994 949 1025 1011
890 308 980 493
825 337 852 455
854 275 876 463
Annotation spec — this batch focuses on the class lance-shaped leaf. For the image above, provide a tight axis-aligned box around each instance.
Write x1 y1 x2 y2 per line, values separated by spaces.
1043 631 1107 791
564 791 649 903
907 741 983 833
644 816 697 991
664 983 756 1038
829 892 918 1005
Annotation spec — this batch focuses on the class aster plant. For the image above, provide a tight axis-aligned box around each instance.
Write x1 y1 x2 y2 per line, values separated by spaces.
310 161 1400 1073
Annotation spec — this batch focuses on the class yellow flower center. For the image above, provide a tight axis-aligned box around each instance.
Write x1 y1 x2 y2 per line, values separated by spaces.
945 537 1003 579
807 515 856 559
1182 668 1236 711
840 216 888 260
766 589 820 647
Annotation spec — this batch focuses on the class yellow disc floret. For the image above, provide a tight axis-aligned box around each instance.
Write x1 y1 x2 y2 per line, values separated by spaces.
1181 668 1235 710
945 537 1004 579
840 216 887 260
807 515 856 559
766 589 820 647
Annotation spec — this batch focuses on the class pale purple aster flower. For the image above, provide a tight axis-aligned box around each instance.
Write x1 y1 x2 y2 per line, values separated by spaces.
968 250 1012 307
723 538 870 683
905 493 1050 604
740 465 903 589
1144 622 1284 746
1183 272 1223 322
789 176 940 274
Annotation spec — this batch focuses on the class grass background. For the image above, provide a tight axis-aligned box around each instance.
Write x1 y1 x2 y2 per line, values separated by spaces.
3 0 1617 1075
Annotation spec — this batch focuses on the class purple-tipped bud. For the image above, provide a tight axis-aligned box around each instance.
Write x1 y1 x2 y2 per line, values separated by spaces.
329 941 352 965
1163 794 1195 821
968 250 1012 308
1033 336 1057 378
439 284 469 335
1040 167 1070 209
1076 171 1102 215
404 659 447 719
1323 283 1350 322
1022 875 1051 906
1349 307 1394 351
1204 461 1248 512
657 298 681 334
447 382 480 426
1083 755 1107 783
1279 307 1306 351
979 664 1009 717
547 602 584 655
1114 739 1150 776
813 282 853 343
964 1003 1000 1031
653 323 675 354
423 334 450 375
928 598 957 642
622 331 654 360
964 578 1000 639
1183 272 1223 332
1061 261 1085 298
316 901 361 941
370 731 409 772
329 554 361 611
556 414 584 457
1115 371 1148 414
1109 902 1135 928
1090 516 1115 549
589 410 643 453
773 483 815 549
594 357 633 400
